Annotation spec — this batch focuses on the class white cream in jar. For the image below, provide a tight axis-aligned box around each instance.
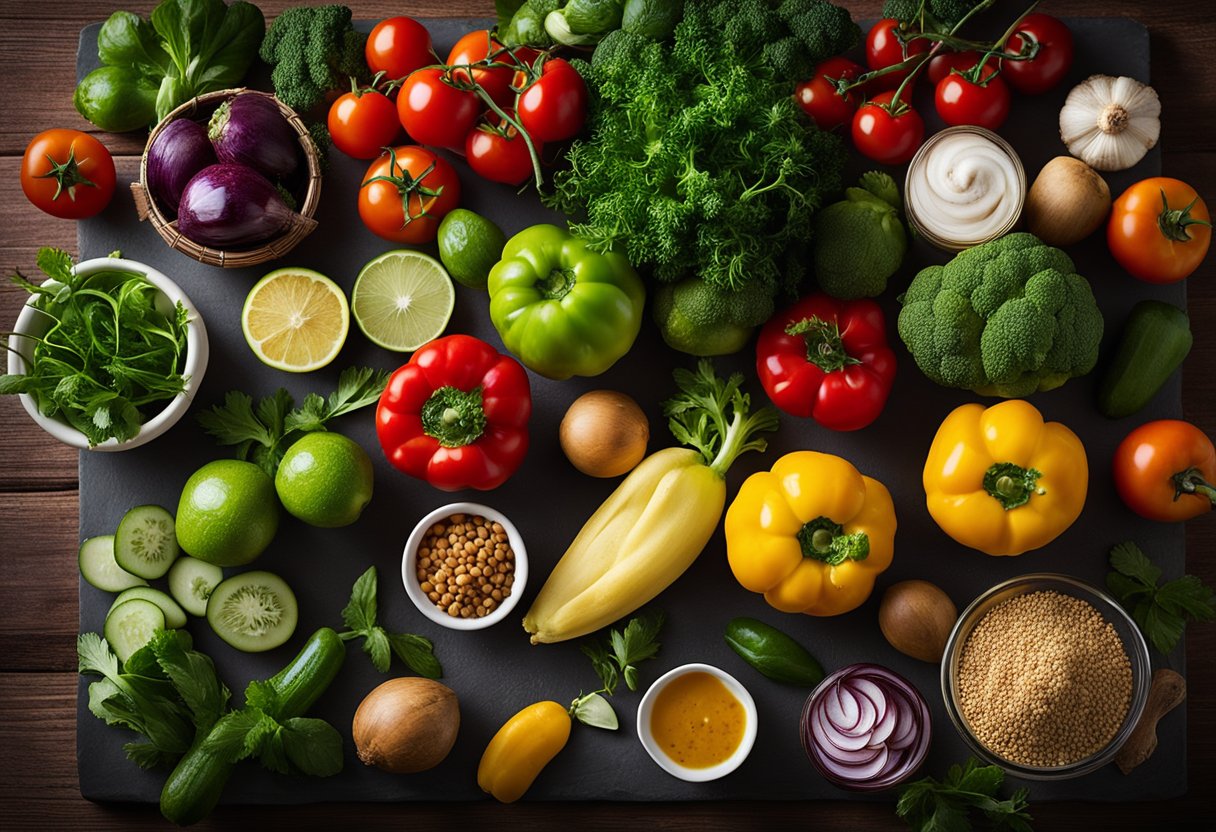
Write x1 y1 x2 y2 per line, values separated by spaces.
905 127 1025 250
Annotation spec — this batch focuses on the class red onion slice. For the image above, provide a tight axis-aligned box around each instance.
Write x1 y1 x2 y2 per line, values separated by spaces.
816 705 874 751
826 682 861 730
838 682 877 736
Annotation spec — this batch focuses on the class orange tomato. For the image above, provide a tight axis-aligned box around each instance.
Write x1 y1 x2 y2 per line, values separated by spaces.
358 146 460 244
1107 177 1211 284
21 129 116 219
1113 419 1215 522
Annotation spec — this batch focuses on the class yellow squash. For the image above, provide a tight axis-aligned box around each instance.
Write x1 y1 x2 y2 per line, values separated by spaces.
923 400 1087 556
477 701 572 803
726 451 897 616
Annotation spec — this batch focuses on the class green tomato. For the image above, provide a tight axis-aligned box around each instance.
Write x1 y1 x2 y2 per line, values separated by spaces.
488 224 645 380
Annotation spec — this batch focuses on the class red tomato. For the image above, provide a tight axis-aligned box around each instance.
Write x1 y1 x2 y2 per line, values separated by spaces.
366 16 435 80
1113 420 1215 522
926 50 982 86
517 59 587 143
934 62 1011 130
21 129 116 220
328 89 401 159
1003 13 1074 95
446 30 538 109
865 18 930 91
1108 177 1211 284
851 91 924 166
795 56 864 131
466 112 541 186
397 68 482 150
358 146 461 244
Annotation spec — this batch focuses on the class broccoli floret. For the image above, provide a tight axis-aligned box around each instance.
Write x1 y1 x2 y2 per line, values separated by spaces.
882 0 986 31
897 233 1104 398
653 278 776 356
260 5 368 113
813 171 907 299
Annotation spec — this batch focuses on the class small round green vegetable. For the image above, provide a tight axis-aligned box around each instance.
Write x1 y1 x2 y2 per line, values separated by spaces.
813 171 907 300
653 277 774 357
724 617 825 686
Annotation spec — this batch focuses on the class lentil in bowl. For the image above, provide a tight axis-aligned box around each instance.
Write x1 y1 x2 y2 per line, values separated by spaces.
941 573 1151 780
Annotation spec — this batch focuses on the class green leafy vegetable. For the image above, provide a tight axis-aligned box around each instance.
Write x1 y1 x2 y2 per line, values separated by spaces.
1 248 191 446
338 566 444 678
197 366 387 477
896 758 1033 832
74 0 265 131
1107 541 1216 655
259 5 369 113
571 612 665 730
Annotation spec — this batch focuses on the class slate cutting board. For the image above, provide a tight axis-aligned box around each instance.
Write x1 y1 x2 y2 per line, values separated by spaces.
75 16 1188 804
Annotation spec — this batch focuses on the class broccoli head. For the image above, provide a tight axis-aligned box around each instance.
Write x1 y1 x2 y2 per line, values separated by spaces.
653 277 776 356
897 233 1104 398
881 0 987 32
813 171 907 299
260 5 368 113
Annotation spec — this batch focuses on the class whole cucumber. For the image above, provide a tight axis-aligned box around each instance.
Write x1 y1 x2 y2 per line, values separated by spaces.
724 617 825 686
1098 300 1192 419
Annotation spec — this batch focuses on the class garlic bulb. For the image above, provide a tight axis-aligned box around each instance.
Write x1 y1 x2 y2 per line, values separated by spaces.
1059 75 1160 171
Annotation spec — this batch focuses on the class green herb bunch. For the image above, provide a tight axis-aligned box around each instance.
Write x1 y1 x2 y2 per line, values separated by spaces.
897 758 1033 832
571 612 665 730
0 248 190 446
1107 541 1215 655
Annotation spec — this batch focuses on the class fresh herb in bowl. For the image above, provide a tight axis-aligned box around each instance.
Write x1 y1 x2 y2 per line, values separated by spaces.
0 248 190 446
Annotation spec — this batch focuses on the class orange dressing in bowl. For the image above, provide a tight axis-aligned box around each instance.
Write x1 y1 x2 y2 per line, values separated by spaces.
649 671 746 768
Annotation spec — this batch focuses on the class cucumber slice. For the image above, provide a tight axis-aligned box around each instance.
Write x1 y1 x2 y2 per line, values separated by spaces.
104 598 165 664
206 571 298 653
79 535 148 592
168 556 223 617
109 587 188 629
114 504 180 579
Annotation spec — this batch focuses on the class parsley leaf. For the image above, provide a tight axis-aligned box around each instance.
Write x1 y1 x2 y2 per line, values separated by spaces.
338 566 444 678
571 612 665 730
896 759 1033 832
1107 541 1216 654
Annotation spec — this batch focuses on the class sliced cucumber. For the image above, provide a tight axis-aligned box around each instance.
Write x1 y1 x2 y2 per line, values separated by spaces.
168 556 224 617
206 571 298 653
80 535 148 592
114 504 180 579
109 587 187 630
104 598 165 665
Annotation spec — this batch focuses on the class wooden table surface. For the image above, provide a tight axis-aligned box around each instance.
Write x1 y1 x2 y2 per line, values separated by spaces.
1 1 1212 829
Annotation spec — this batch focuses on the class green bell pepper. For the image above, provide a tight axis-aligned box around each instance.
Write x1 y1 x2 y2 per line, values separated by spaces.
488 224 645 380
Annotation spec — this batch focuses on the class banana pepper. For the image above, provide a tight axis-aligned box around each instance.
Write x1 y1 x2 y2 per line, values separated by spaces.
478 701 571 803
726 451 896 616
923 400 1088 556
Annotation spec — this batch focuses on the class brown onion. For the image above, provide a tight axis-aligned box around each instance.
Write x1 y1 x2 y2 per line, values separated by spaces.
1025 156 1112 246
559 390 649 478
352 677 460 773
878 580 958 663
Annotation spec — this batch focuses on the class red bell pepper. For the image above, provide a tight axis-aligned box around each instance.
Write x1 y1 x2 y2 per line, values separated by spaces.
756 294 896 431
376 334 532 491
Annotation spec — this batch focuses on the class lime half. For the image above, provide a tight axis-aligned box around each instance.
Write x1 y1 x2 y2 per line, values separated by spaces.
352 250 455 352
242 268 349 373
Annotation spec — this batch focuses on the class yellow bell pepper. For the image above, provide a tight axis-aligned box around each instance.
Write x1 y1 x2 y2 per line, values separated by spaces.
923 400 1087 556
725 451 897 616
477 701 571 803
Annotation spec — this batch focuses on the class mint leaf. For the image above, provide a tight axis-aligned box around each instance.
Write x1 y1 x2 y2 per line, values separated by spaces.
280 717 344 776
388 633 442 680
338 566 443 677
363 627 391 673
342 566 378 634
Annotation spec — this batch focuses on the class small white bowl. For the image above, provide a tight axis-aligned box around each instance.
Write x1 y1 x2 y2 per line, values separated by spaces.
636 663 758 782
6 256 208 451
401 502 528 631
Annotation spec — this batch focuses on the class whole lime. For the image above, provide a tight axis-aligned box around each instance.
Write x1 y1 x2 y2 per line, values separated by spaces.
175 460 279 567
275 432 374 528
437 208 507 290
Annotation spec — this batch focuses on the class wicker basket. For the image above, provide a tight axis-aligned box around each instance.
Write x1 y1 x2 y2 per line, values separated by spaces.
131 88 322 269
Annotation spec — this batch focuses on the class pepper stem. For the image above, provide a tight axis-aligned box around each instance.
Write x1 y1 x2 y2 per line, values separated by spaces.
785 316 861 373
1158 189 1212 243
983 462 1044 510
537 268 575 301
420 386 486 447
1172 466 1216 505
796 517 870 566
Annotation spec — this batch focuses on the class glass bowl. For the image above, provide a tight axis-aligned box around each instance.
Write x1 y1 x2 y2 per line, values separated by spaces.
940 573 1151 780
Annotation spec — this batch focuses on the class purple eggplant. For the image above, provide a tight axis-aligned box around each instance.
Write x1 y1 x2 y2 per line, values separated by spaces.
177 164 295 248
146 118 216 219
208 93 301 180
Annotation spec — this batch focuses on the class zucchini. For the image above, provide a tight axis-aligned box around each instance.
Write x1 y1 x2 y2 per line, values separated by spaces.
167 556 223 617
79 535 147 592
724 617 825 686
114 504 180 579
109 587 188 629
160 628 346 825
1098 300 1192 419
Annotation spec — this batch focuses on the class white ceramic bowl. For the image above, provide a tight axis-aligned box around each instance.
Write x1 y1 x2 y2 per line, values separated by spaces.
6 257 208 451
636 663 758 782
401 502 528 631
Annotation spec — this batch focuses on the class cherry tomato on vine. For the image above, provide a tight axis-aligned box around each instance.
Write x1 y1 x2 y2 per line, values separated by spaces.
851 91 924 166
926 50 981 86
398 68 482 150
21 129 116 220
1004 13 1074 95
366 16 435 81
1114 420 1215 522
934 61 1011 130
795 56 865 130
865 18 930 91
1108 177 1211 284
328 88 401 159
359 146 461 244
466 111 541 186
447 30 538 109
518 58 587 143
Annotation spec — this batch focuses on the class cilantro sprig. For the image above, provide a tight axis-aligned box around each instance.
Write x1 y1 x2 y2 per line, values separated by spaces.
197 366 388 477
338 566 443 678
570 612 665 731
1107 541 1216 655
896 758 1033 832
